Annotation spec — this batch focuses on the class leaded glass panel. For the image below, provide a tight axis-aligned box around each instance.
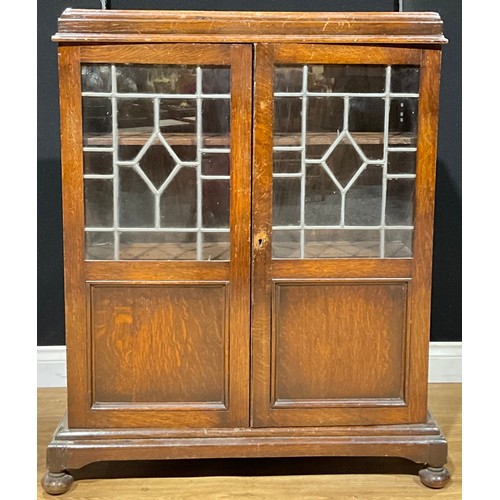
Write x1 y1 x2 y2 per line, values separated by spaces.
81 63 231 261
273 64 420 259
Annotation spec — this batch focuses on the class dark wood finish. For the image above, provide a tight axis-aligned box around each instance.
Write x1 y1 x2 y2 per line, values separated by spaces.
47 10 448 493
53 10 446 44
419 466 451 489
45 411 448 474
40 472 74 495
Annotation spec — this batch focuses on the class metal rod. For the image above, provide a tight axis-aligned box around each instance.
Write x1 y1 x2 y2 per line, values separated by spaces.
380 66 392 258
85 227 230 233
300 65 308 258
81 91 230 100
196 66 203 260
111 64 119 260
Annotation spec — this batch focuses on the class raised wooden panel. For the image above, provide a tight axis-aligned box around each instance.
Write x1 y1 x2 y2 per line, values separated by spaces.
272 281 407 406
91 283 228 408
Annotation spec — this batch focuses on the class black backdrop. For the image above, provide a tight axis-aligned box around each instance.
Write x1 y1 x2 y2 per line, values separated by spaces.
37 0 461 345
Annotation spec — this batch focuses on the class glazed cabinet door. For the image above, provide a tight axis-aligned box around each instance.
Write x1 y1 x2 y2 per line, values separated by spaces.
251 44 441 426
59 44 252 428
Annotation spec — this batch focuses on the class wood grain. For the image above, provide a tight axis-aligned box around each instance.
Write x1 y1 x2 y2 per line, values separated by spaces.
272 282 407 403
53 9 447 44
274 44 421 65
91 284 228 407
37 384 461 499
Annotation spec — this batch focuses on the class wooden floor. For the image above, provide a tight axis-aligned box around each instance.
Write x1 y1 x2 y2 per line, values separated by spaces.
38 384 461 499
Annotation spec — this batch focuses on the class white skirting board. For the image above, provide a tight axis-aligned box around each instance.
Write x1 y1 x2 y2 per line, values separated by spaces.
37 341 462 388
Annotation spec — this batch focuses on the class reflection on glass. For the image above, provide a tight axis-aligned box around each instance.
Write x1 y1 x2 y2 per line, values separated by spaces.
385 229 413 258
84 179 113 227
344 166 383 226
119 232 197 260
388 151 416 175
273 178 301 226
305 229 380 258
272 231 300 259
160 167 197 228
202 233 230 260
202 180 230 228
202 154 230 176
385 179 415 226
272 63 419 259
81 63 231 261
389 98 419 146
84 152 113 175
82 97 112 145
391 66 420 94
305 165 341 226
85 232 114 260
119 168 155 228
273 151 301 174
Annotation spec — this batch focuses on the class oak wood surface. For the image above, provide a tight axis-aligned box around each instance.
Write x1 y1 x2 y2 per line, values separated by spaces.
272 282 407 403
37 384 461 499
59 42 253 429
251 42 439 427
53 9 446 44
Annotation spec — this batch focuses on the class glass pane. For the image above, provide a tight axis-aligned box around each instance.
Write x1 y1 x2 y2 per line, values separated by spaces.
82 97 112 147
203 99 230 138
305 164 341 226
388 151 416 175
275 66 303 92
115 65 197 94
345 165 383 226
317 65 386 93
385 229 413 258
202 153 230 176
117 99 154 161
385 178 415 226
119 168 155 228
202 180 230 228
273 231 300 259
305 229 380 258
389 98 418 147
84 151 112 175
273 178 301 226
84 179 113 227
391 66 420 94
274 97 301 146
119 232 197 260
272 63 418 260
81 64 111 93
160 167 197 228
202 67 230 94
306 97 343 159
202 233 230 261
81 63 231 261
160 99 196 136
86 232 114 260
273 151 301 174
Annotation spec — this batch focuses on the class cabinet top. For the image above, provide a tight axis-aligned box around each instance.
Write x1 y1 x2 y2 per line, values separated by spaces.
53 9 446 44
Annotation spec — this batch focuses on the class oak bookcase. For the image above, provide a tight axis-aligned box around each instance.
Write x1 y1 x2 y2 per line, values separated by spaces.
42 9 449 494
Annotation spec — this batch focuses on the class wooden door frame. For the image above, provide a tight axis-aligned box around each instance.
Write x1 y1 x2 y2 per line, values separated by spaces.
251 43 442 427
59 43 253 428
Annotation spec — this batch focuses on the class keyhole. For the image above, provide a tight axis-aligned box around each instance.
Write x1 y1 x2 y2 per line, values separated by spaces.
258 238 263 247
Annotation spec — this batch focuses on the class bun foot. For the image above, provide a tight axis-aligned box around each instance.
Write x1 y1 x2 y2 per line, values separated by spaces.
41 471 74 495
419 466 450 489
